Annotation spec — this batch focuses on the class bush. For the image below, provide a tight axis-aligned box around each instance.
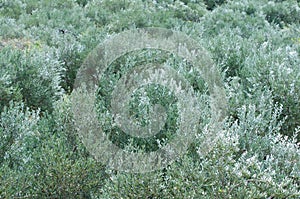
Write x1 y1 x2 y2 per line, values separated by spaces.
0 0 25 19
200 0 300 138
263 0 300 28
97 103 300 198
0 48 23 112
0 17 25 39
85 0 206 32
0 46 64 112
0 98 107 198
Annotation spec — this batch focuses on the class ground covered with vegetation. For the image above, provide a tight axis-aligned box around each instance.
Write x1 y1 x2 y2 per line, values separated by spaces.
0 0 299 198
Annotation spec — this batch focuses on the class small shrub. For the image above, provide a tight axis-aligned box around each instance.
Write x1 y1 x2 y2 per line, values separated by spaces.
0 46 64 112
0 0 25 19
97 99 299 198
0 98 107 198
263 1 300 28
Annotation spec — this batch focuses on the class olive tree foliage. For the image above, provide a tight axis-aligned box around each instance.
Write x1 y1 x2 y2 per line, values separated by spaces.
0 0 299 198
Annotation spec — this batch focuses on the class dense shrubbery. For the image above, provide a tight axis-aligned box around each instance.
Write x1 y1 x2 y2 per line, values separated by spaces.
0 0 299 198
0 99 107 198
0 46 63 112
200 0 300 138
